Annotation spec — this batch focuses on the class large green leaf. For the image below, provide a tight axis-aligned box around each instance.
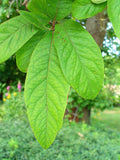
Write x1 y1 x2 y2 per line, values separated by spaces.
27 0 73 21
72 0 107 20
54 20 104 99
0 16 38 63
16 30 46 73
107 0 120 39
19 10 50 29
25 32 70 149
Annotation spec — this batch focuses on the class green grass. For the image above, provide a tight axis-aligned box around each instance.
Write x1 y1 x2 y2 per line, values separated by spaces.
92 108 120 131
0 104 120 160
0 117 120 160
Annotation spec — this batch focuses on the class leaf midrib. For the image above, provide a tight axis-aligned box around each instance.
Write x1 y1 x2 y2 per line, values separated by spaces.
44 29 56 148
44 0 61 148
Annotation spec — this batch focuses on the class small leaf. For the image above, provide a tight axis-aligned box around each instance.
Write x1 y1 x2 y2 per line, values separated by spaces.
16 30 46 73
0 16 38 63
54 20 104 99
25 32 70 149
27 0 73 21
107 0 120 39
72 0 107 20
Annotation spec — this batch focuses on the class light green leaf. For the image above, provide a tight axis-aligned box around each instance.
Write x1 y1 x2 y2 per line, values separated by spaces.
107 0 120 39
19 10 50 29
0 16 38 63
27 0 73 20
25 32 70 149
91 0 107 4
54 20 104 99
72 0 107 20
16 30 46 73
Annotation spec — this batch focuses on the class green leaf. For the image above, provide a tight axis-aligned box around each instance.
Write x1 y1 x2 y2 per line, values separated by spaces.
107 0 120 39
16 30 46 73
27 0 48 17
54 20 104 99
91 0 107 4
72 0 107 20
46 0 73 20
27 0 73 20
25 32 70 149
0 16 38 63
19 10 50 29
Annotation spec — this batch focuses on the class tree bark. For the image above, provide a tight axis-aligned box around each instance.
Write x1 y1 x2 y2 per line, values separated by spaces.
81 107 91 124
86 10 108 48
81 10 108 124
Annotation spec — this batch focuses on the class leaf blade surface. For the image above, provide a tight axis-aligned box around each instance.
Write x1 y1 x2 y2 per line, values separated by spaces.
72 0 107 20
107 0 120 39
0 16 38 63
25 32 70 149
19 10 50 29
27 0 73 20
16 30 46 73
54 20 104 99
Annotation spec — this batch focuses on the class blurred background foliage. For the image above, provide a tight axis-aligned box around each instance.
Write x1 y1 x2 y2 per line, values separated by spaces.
0 0 25 23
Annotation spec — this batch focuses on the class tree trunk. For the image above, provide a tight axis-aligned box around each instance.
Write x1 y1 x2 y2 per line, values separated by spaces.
0 92 3 100
81 10 108 124
86 10 108 48
81 106 91 124
66 106 91 124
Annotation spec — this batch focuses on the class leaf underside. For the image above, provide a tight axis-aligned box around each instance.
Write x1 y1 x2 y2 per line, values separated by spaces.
25 32 70 149
54 20 104 99
0 16 38 63
16 30 46 73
